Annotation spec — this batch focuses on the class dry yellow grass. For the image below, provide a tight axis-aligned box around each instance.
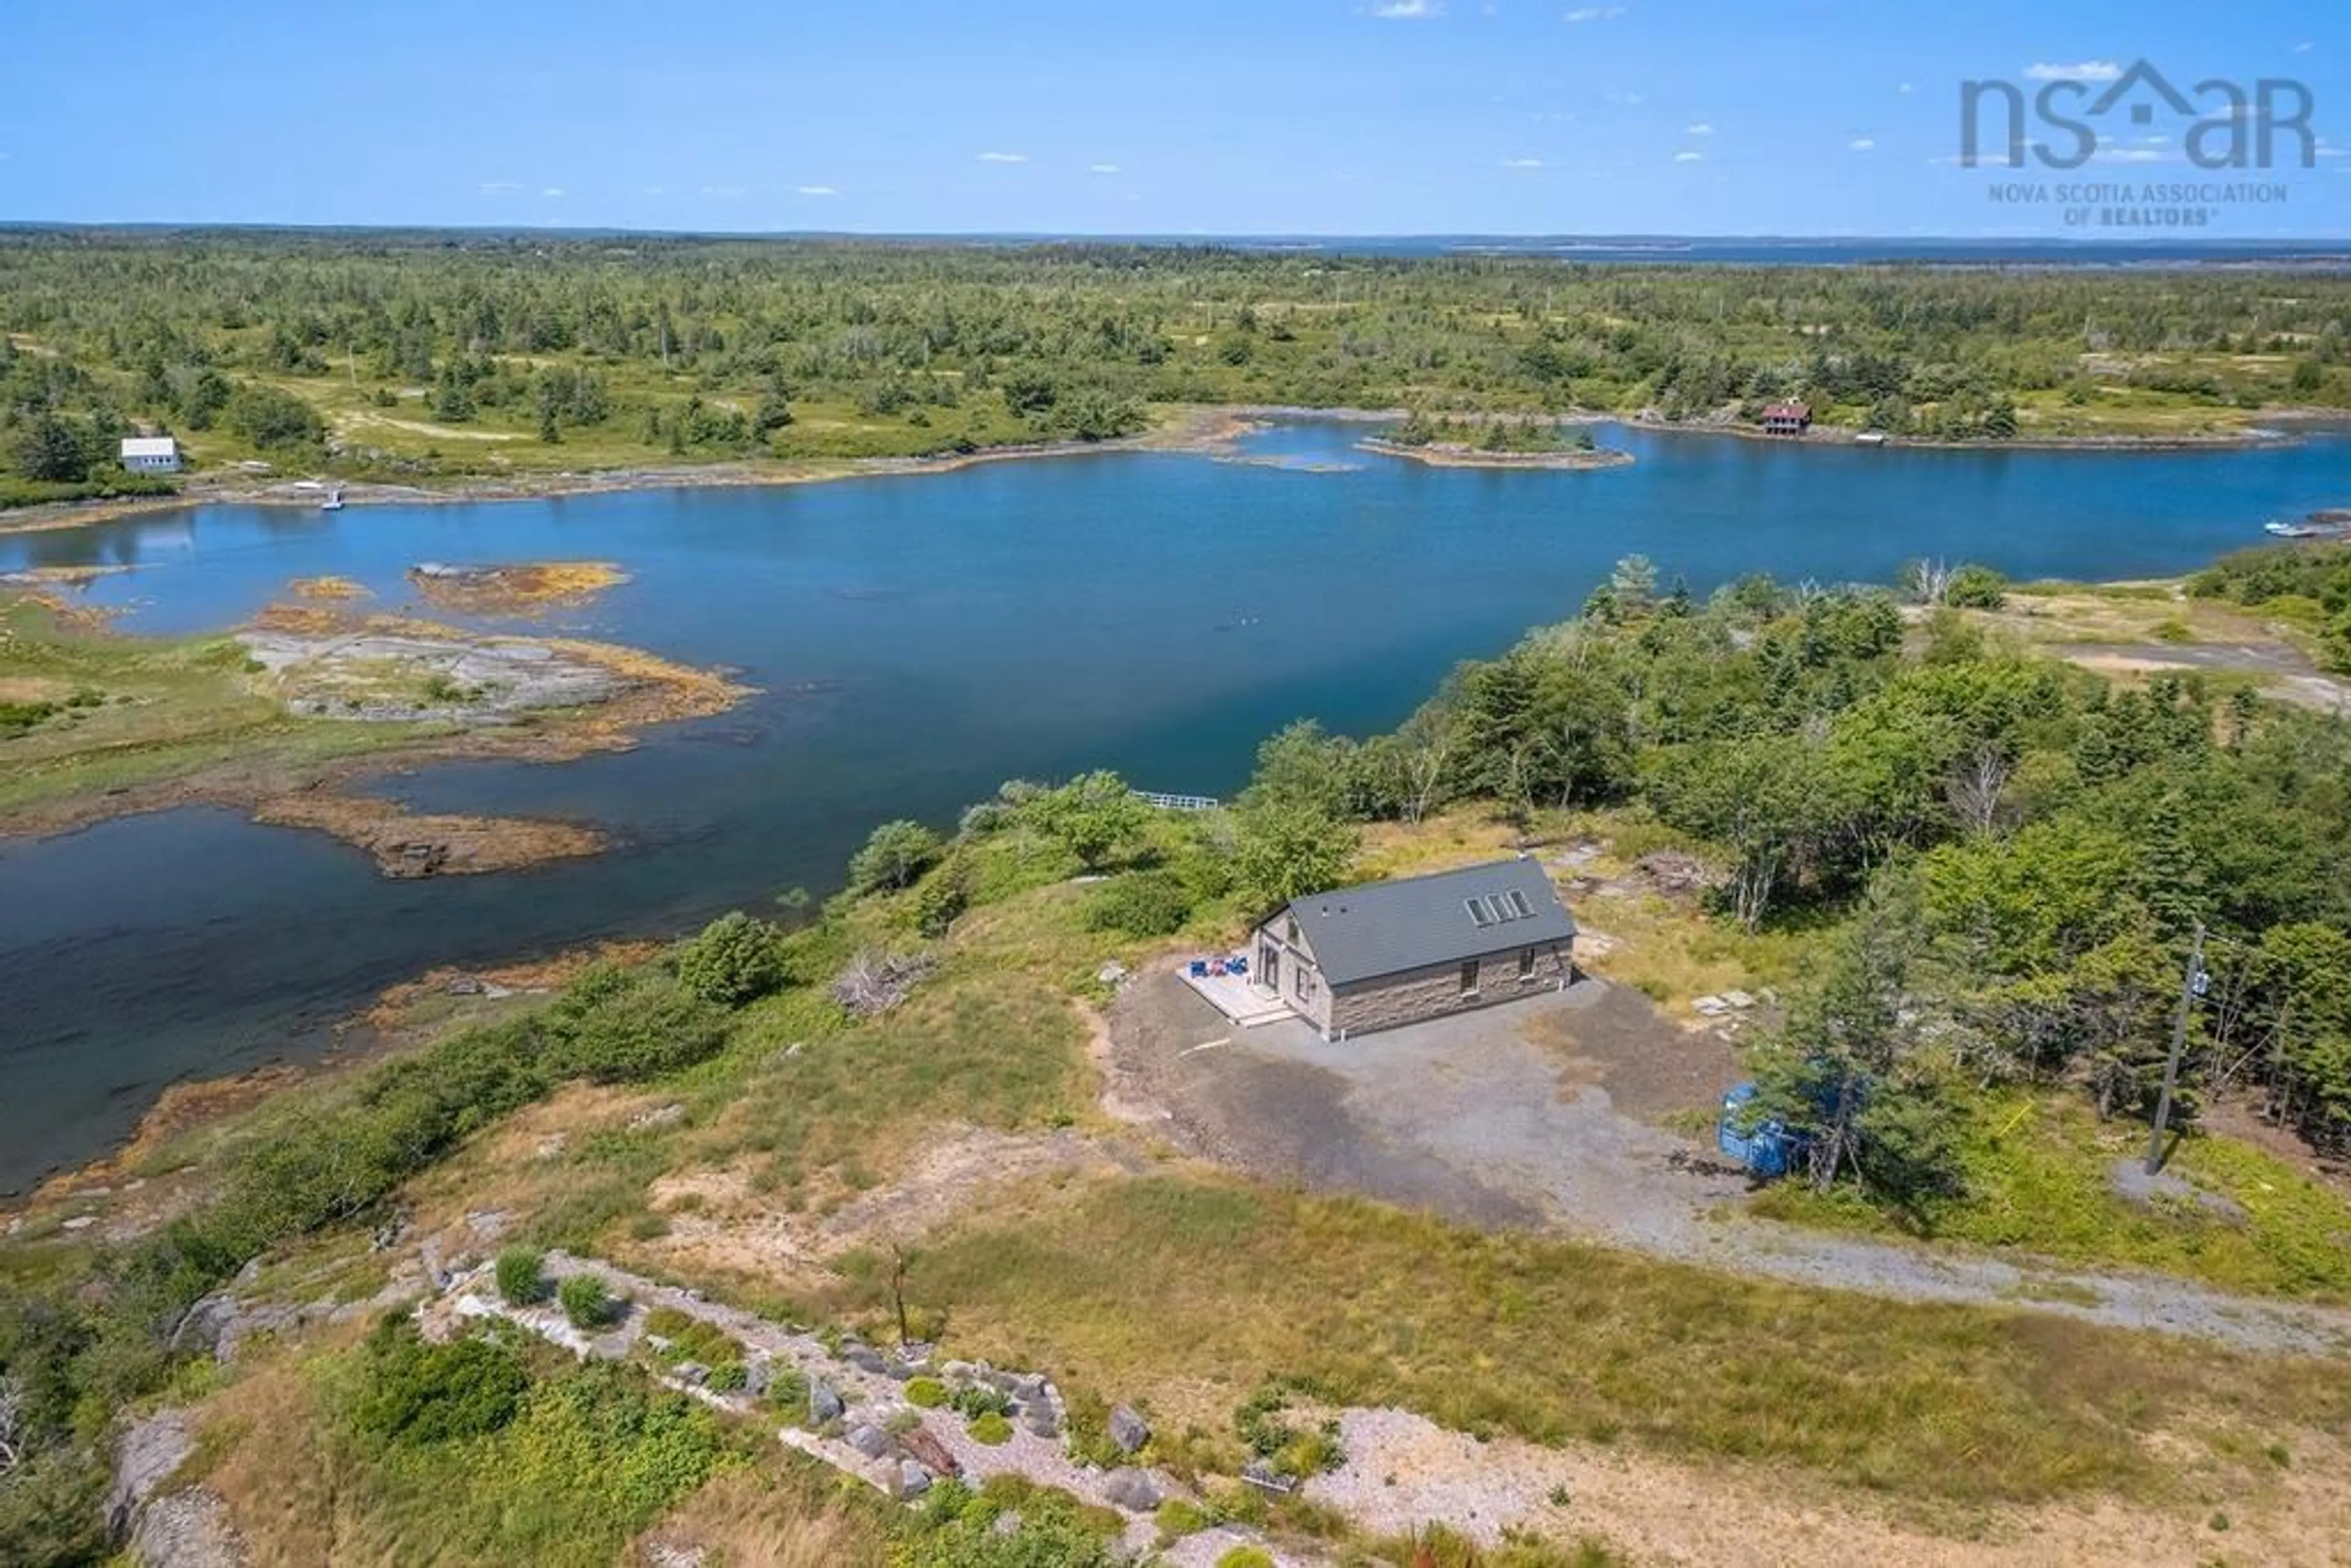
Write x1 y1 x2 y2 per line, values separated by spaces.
629 1466 890 1568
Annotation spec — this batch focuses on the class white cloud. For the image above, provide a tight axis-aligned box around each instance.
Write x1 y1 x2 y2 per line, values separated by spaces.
1848 135 1875 151
1370 0 1443 16
1605 90 1645 106
1673 150 1703 162
1500 156 1544 168
1684 122 1713 137
977 151 1028 163
1088 163 1120 174
2293 40 2313 53
1897 81 1914 95
1564 4 1624 20
477 180 522 195
795 185 840 197
541 187 564 198
2024 61 2121 81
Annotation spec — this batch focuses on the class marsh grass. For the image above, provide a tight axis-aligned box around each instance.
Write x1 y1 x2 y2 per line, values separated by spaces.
0 595 437 817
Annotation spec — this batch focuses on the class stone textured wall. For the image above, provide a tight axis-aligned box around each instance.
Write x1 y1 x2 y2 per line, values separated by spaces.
1250 924 1334 1032
1327 941 1573 1038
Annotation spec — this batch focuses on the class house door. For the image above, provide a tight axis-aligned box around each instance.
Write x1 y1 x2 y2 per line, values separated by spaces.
1259 943 1279 991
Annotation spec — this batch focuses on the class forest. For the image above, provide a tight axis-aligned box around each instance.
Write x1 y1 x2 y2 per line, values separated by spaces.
6 229 2351 500
1223 551 2351 1206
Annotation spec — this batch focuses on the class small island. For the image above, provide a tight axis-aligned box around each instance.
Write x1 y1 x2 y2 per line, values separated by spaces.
0 567 748 876
1359 411 1633 471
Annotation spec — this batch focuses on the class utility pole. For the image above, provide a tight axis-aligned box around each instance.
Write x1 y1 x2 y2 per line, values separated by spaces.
2145 920 2206 1176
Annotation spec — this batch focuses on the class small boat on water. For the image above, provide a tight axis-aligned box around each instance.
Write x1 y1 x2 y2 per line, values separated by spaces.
2264 508 2351 540
320 486 344 511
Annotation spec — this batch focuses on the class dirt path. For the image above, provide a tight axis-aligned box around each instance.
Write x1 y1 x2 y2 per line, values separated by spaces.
1108 969 2351 1356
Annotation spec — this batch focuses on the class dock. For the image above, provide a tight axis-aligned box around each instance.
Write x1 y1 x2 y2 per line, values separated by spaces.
1133 790 1220 812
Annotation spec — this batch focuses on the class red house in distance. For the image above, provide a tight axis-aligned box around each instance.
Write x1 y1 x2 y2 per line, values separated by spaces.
1760 400 1812 435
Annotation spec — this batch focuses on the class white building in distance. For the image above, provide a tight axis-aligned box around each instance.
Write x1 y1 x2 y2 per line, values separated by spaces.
119 435 182 473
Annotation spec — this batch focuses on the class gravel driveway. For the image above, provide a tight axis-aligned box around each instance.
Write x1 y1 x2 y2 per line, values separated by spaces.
1108 968 2351 1356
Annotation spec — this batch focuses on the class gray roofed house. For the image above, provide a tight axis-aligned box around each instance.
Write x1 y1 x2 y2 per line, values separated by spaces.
1248 858 1578 1039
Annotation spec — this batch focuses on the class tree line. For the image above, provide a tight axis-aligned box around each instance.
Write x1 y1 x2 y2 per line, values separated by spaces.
6 230 2349 493
1227 552 2351 1199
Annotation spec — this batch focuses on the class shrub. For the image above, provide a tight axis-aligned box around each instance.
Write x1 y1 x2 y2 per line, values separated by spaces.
549 971 729 1083
223 382 326 449
1216 1549 1276 1568
912 857 972 937
905 1375 948 1408
495 1247 546 1305
763 1364 809 1420
968 1410 1013 1444
951 1382 1014 1419
1086 870 1194 937
850 819 944 893
1155 1498 1209 1542
557 1274 614 1329
1947 563 2009 610
350 1318 530 1446
675 911 787 1007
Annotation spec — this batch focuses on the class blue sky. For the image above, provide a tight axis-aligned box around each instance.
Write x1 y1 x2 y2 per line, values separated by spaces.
1 1 2342 235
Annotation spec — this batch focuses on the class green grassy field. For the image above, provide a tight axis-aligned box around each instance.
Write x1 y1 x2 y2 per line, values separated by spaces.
18 791 2351 1561
0 594 441 819
1757 1092 2351 1301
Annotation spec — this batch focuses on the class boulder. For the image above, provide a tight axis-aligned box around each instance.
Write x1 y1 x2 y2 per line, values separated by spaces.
1101 1467 1164 1513
896 1459 932 1499
991 1509 1024 1537
167 1292 240 1360
1021 1403 1062 1439
1012 1373 1048 1402
741 1357 771 1398
673 1361 710 1387
809 1378 845 1425
846 1424 893 1459
1109 1404 1150 1455
841 1344 888 1375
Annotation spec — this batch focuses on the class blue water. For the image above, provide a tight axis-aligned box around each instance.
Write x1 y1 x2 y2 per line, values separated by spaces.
5 418 2351 1191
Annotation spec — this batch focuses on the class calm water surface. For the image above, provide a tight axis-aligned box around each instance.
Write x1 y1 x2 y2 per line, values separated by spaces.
6 418 2351 1190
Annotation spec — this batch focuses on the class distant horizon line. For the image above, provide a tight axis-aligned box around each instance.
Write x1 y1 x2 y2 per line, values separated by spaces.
1 220 2347 249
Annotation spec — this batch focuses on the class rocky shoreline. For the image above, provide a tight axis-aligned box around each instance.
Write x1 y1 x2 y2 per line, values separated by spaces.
9 400 2334 541
1356 437 1635 471
0 599 752 872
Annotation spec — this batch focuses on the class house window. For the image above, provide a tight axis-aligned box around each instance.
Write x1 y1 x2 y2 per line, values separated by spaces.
1285 917 1300 944
1506 890 1532 919
1458 959 1479 995
1295 968 1317 1003
1464 898 1493 928
1518 947 1537 979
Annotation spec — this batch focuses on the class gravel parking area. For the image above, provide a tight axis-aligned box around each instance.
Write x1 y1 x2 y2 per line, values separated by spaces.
1107 967 1747 1245
1104 966 2351 1352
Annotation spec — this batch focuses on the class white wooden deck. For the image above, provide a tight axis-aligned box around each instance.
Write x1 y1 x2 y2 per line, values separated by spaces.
1178 964 1296 1028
